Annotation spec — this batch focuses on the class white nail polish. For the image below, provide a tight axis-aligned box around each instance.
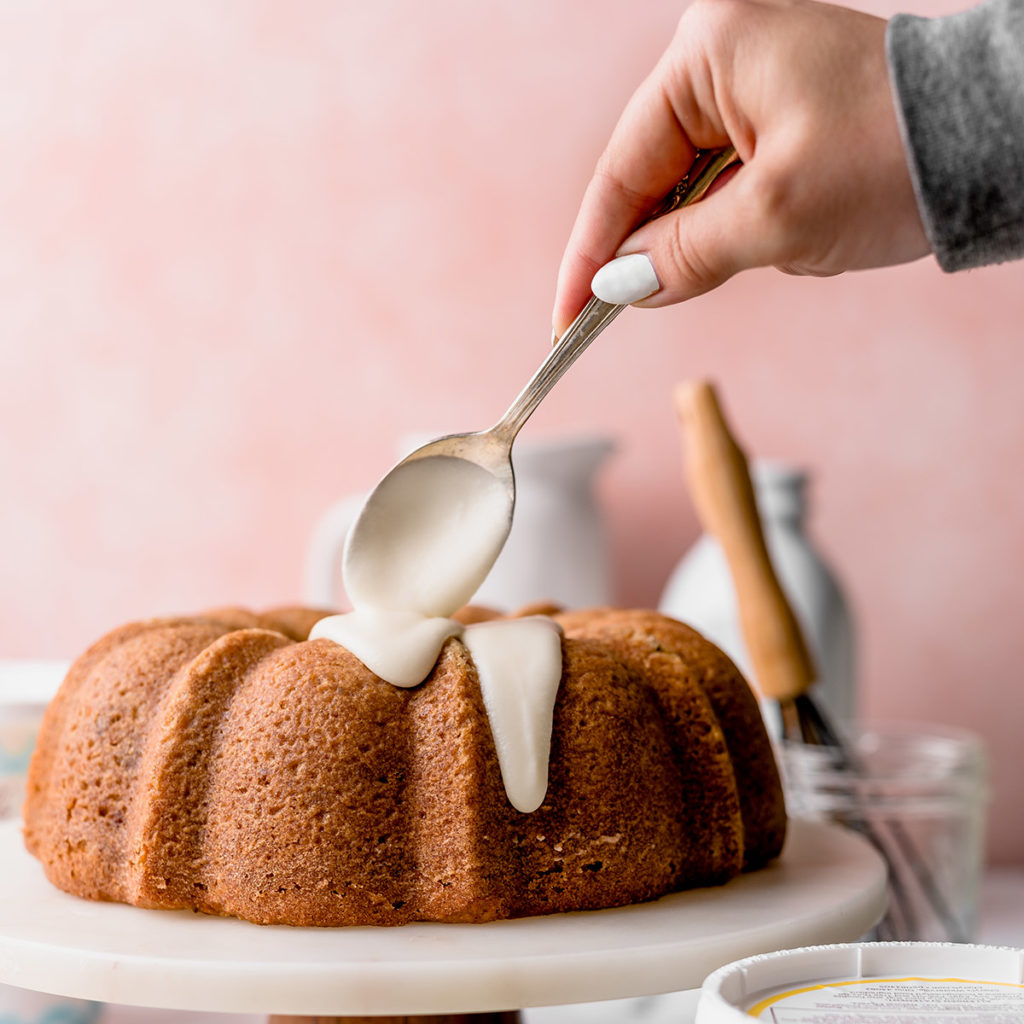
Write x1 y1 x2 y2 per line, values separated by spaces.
591 253 660 305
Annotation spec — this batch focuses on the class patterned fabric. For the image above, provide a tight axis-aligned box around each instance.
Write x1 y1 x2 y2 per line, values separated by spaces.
0 993 102 1024
0 727 35 820
887 0 1024 270
0 778 23 821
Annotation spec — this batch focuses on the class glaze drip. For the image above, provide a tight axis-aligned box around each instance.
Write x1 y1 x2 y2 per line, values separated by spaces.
311 612 563 812
461 616 563 813
309 452 565 813
313 609 461 688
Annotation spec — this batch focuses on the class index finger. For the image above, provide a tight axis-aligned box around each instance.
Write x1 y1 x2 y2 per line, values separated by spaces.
552 58 705 335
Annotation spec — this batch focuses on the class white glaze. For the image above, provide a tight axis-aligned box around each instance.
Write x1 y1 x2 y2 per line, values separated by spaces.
309 450 566 812
313 609 462 688
461 617 563 813
343 455 512 617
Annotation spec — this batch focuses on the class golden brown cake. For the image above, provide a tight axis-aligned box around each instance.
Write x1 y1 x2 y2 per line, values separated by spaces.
22 605 785 927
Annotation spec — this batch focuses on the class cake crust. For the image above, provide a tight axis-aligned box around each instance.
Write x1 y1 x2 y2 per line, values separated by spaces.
23 605 785 926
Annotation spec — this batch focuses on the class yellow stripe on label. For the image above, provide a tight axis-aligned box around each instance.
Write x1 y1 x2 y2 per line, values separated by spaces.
747 976 1024 1017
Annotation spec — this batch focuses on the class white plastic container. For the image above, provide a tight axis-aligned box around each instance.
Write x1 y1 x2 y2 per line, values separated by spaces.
697 942 1024 1023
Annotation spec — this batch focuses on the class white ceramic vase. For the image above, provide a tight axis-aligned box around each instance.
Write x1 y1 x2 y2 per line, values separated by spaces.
659 460 855 738
305 434 616 614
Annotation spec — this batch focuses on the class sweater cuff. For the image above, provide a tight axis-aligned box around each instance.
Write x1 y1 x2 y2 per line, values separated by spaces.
886 0 1024 272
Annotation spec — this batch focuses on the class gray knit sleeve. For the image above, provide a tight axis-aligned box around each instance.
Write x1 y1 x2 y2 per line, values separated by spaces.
886 0 1024 271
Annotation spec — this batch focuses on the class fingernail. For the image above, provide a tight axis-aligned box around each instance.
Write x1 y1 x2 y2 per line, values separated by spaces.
551 328 558 346
591 253 660 305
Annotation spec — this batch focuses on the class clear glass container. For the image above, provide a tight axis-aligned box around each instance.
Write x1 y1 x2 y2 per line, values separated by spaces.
780 723 989 942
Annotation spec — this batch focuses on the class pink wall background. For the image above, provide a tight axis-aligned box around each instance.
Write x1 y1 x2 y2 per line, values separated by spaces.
2 2 1021 862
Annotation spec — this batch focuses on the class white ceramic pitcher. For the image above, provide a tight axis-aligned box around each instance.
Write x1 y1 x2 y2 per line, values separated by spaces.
305 434 616 614
659 460 856 736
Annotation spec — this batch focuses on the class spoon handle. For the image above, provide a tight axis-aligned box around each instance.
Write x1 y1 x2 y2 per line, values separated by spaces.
493 145 740 443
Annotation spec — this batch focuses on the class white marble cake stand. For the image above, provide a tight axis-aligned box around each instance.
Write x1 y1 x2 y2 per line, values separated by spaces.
0 817 885 1023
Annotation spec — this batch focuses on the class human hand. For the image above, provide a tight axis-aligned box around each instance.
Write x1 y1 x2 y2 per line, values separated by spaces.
552 0 930 336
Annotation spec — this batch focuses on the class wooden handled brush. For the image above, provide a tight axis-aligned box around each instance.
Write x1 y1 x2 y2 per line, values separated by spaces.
674 379 816 703
674 378 967 943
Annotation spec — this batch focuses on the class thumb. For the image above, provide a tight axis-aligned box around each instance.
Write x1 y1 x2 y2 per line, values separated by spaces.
592 169 770 306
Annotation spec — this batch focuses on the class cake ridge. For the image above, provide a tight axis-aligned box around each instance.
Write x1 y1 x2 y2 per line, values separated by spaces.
404 637 515 923
198 637 417 925
128 627 292 913
24 618 237 901
552 607 785 872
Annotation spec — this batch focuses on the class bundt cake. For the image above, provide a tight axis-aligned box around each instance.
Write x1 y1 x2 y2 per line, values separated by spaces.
22 604 785 927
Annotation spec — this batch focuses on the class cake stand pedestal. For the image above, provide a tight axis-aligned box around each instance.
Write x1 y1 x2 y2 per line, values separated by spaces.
267 1016 518 1023
0 818 885 1022
266 1017 518 1023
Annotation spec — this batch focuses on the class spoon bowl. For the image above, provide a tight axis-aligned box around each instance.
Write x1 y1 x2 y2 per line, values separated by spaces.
393 428 518 494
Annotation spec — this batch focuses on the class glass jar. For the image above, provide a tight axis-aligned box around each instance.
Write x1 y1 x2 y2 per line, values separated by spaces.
780 723 989 942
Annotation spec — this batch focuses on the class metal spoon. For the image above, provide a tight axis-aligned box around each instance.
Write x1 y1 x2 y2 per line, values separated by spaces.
346 146 741 586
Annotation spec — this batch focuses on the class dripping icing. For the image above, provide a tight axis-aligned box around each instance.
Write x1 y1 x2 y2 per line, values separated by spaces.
461 617 563 813
308 453 565 813
314 609 462 689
